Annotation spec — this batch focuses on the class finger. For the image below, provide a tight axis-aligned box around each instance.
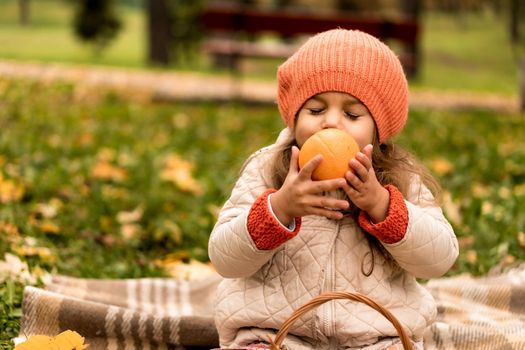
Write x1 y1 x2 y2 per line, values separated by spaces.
349 158 369 182
307 207 344 220
355 152 372 171
288 146 300 175
309 194 349 211
298 154 323 180
362 144 373 159
345 170 368 193
310 178 347 193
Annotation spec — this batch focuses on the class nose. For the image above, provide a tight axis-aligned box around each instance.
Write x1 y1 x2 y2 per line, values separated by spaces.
322 110 341 129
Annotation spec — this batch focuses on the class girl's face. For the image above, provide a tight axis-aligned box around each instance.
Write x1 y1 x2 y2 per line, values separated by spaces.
294 91 376 150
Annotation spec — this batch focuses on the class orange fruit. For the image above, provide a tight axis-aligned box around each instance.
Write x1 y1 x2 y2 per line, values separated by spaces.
298 128 360 180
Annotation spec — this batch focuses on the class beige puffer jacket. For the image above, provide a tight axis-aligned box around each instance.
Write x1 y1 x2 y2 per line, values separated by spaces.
209 137 458 349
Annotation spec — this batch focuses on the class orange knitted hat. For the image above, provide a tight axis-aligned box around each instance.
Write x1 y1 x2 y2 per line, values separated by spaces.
277 29 408 143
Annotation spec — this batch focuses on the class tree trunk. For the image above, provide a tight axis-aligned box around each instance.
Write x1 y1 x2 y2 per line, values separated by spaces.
519 57 525 113
509 0 525 112
400 0 422 79
19 0 30 26
147 0 171 65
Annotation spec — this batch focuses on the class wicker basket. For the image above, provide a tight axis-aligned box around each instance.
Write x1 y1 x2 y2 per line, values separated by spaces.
269 291 414 350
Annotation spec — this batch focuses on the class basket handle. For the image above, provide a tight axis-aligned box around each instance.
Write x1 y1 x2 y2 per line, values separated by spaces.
269 291 414 350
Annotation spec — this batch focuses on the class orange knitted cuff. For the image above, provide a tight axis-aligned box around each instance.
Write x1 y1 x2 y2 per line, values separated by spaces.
358 184 408 244
247 189 301 250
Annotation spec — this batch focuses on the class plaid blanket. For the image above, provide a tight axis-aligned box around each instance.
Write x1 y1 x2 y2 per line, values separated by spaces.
16 265 525 350
424 265 525 349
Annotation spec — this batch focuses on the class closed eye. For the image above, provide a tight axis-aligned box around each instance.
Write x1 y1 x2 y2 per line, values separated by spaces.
344 111 360 119
308 108 324 115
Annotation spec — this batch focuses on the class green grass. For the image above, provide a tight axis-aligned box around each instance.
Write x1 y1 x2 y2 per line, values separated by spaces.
1 79 525 345
0 0 520 94
413 11 518 95
0 0 147 68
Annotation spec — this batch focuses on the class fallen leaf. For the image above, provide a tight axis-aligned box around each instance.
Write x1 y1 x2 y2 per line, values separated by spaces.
518 232 525 248
14 246 55 263
430 158 454 176
0 173 25 203
121 223 141 240
442 191 462 225
39 220 60 234
465 250 477 264
156 257 216 281
91 161 128 182
472 183 490 198
0 253 36 284
116 206 143 224
14 330 88 350
160 154 203 195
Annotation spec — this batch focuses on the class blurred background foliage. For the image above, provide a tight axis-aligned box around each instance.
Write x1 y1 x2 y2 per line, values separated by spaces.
0 0 523 95
1 0 525 347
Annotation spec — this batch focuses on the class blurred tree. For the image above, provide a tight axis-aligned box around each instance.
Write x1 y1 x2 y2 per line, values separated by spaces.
19 0 30 26
400 0 421 78
509 0 525 111
72 0 122 56
147 0 203 66
147 0 171 65
169 0 204 64
336 0 380 11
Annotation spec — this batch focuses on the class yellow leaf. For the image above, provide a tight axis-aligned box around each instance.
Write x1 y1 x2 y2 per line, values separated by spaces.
15 330 88 350
0 173 25 203
465 250 477 264
160 154 203 195
156 257 216 281
458 235 474 249
53 330 88 350
77 133 94 147
91 162 127 182
120 223 141 240
430 158 454 176
481 201 493 216
116 206 143 224
35 199 63 219
0 221 21 236
14 246 55 263
39 220 60 234
518 232 525 249
14 335 53 350
515 184 525 197
472 183 490 198
442 191 461 225
498 187 511 199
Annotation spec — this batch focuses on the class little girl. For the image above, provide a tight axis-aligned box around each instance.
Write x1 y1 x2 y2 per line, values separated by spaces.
209 29 459 350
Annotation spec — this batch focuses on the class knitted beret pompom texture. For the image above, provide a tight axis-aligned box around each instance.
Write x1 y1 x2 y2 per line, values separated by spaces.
277 29 409 143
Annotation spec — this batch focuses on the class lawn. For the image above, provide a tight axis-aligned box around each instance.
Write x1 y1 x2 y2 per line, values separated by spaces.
1 78 525 346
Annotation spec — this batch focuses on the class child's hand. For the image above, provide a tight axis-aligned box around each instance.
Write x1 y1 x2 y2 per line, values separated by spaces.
342 144 390 223
270 146 349 225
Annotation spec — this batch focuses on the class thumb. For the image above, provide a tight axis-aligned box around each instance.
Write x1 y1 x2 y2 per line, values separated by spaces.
288 146 300 175
363 144 373 160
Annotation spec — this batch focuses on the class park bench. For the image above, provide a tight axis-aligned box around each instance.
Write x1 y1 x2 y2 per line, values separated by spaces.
200 5 420 78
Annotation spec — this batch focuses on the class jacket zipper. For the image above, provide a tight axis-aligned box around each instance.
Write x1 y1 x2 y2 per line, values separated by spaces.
322 221 340 343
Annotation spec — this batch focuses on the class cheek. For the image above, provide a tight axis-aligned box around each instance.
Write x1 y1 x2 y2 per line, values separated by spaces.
294 114 316 147
352 124 376 149
294 129 309 148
